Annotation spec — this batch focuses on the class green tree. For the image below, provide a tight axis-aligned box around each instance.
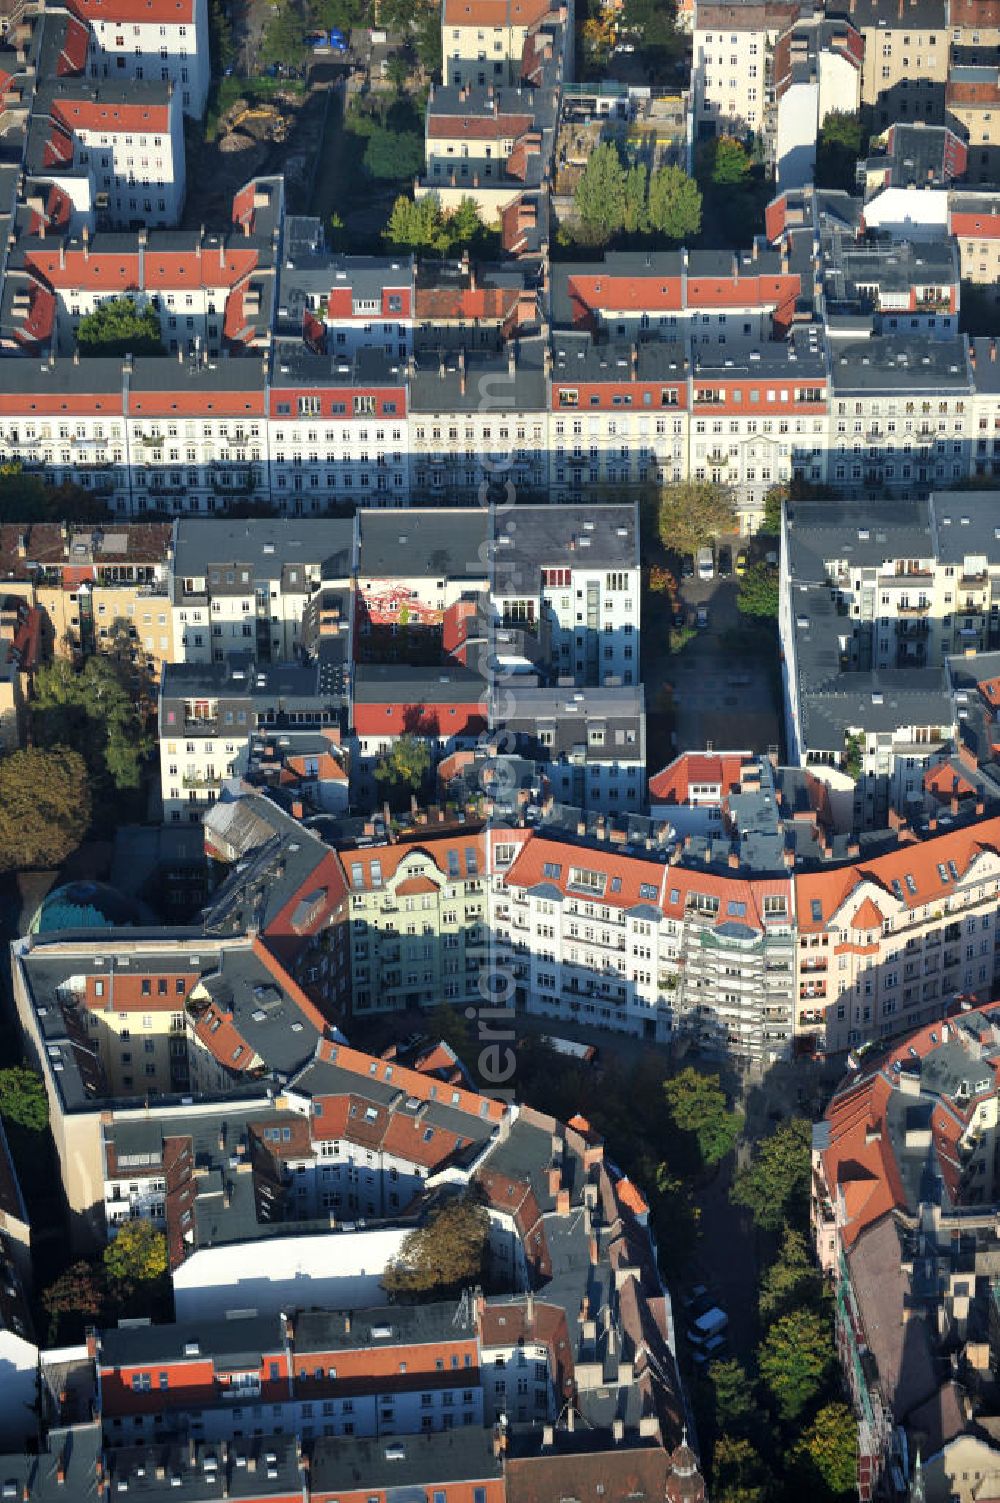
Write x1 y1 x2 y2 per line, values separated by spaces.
385 51 411 92
731 1117 812 1233
708 1358 759 1437
760 1227 826 1321
761 484 785 535
710 137 751 186
623 161 648 235
574 141 627 244
662 1067 743 1170
759 1306 833 1421
259 0 307 68
0 1067 48 1131
363 127 424 181
310 0 362 29
647 164 702 240
33 656 151 800
382 1195 488 1299
712 1436 771 1503
0 747 90 871
445 196 491 252
384 193 449 252
0 471 109 525
415 4 442 73
104 1220 169 1286
77 296 164 358
844 731 864 782
791 1402 858 1496
816 111 863 192
657 480 737 557
375 732 432 796
42 1261 106 1342
737 563 779 619
208 0 235 75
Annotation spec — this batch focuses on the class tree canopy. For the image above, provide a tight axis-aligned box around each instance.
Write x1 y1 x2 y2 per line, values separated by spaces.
574 142 629 244
711 1436 771 1503
730 1117 812 1233
657 480 737 557
363 126 424 181
758 1306 833 1421
384 194 495 256
708 136 751 186
662 1067 742 1171
32 655 151 804
382 1196 489 1299
77 297 164 358
104 1220 169 1287
647 164 703 240
42 1261 106 1343
816 111 864 192
791 1402 858 1496
0 1067 48 1132
572 145 702 244
259 0 308 67
759 1227 826 1322
736 563 779 619
708 1358 759 1437
375 732 431 797
0 747 91 871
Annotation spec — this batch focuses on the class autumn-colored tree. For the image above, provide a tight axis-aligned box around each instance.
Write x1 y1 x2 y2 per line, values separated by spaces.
648 566 676 595
104 1220 169 1287
711 1436 771 1503
382 1196 489 1299
657 480 737 557
43 1261 106 1342
791 1401 858 1496
0 747 91 871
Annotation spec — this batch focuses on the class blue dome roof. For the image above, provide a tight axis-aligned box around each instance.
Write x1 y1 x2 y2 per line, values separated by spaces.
29 881 149 935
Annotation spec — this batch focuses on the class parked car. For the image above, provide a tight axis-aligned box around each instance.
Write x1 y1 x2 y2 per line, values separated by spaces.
690 1306 728 1341
696 605 709 629
692 1333 729 1365
672 607 686 628
697 545 714 580
681 554 695 578
718 546 732 577
735 550 748 577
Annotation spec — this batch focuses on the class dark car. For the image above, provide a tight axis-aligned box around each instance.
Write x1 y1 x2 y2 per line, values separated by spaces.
672 607 685 628
718 546 732 577
680 554 695 578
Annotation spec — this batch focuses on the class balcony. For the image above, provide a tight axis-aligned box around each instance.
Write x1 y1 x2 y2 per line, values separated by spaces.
897 600 931 616
182 773 219 788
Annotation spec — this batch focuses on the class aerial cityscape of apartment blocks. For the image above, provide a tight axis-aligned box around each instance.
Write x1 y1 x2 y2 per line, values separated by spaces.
8 0 1000 1491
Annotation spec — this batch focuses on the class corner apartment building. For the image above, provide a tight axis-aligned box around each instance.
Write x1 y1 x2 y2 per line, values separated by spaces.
344 828 489 1014
812 1005 1000 1501
491 830 795 1055
795 816 1000 1054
